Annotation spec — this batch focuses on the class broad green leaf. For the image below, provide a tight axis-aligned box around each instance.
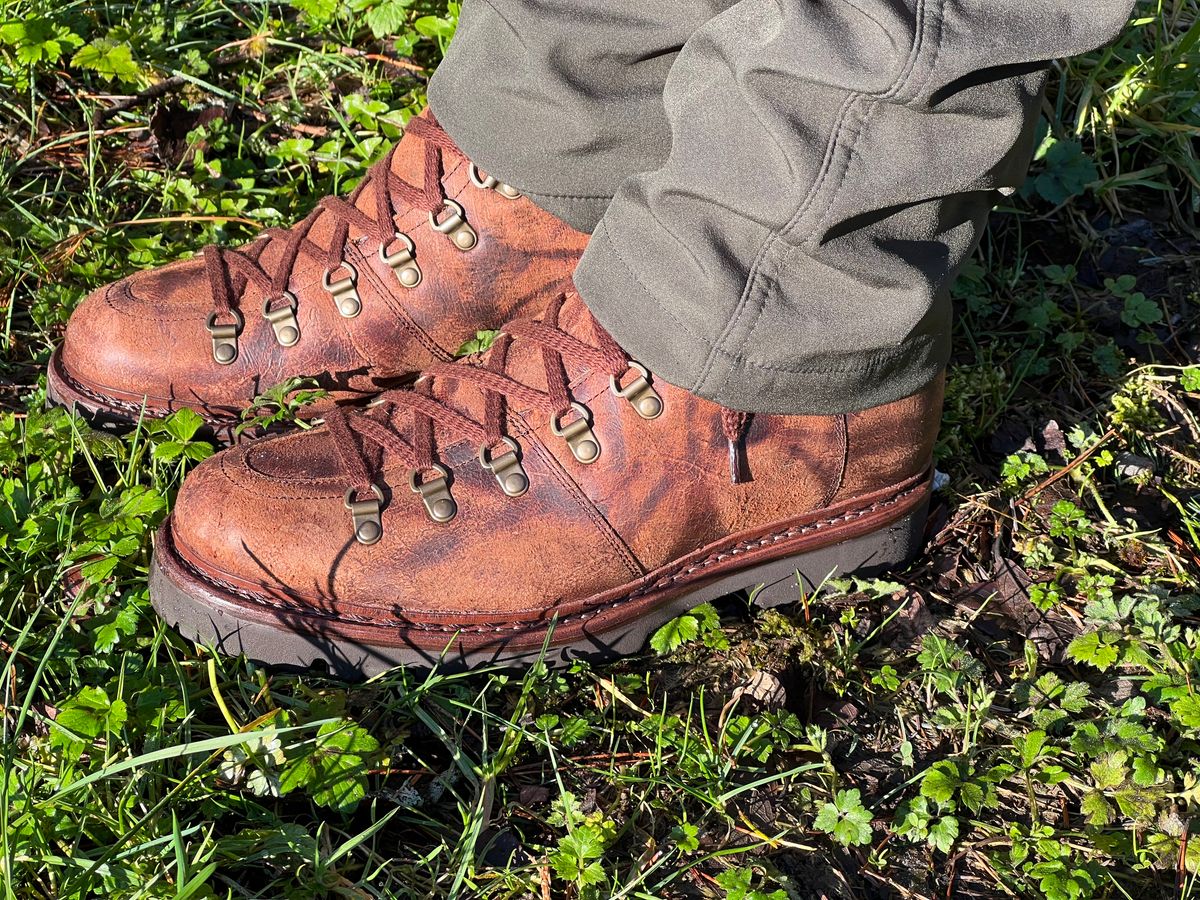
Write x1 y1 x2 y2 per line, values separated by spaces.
1090 751 1128 789
1060 682 1090 713
80 555 120 582
1033 139 1099 205
670 822 699 853
959 781 985 814
290 0 339 25
93 603 140 653
0 16 82 65
109 485 166 519
928 816 959 854
1081 791 1114 826
550 824 607 884
1017 730 1049 769
456 330 499 356
921 761 961 804
281 720 380 812
414 15 456 40
151 441 184 461
1121 293 1163 328
1170 695 1200 729
72 40 140 83
1066 631 1121 671
51 687 127 756
165 408 206 442
1131 755 1162 787
813 789 874 847
364 0 415 38
649 613 700 655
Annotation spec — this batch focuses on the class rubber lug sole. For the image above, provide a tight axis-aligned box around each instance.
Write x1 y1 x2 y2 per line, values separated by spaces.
150 494 930 680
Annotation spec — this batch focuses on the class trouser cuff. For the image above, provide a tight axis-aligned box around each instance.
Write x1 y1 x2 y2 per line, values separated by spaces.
575 221 952 416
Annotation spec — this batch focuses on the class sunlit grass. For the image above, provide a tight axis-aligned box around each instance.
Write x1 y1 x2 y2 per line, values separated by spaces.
2 1 1200 898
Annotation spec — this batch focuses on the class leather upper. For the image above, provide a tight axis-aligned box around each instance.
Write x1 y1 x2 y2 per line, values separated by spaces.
167 293 945 626
57 111 588 422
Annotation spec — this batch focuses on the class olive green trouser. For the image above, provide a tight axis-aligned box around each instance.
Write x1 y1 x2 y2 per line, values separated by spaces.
428 0 1135 414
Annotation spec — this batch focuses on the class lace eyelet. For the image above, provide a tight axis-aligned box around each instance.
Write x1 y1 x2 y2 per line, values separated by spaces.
344 483 384 545
609 361 663 420
468 163 522 200
261 291 300 347
378 232 422 288
479 437 529 497
550 402 601 465
429 199 477 251
205 309 244 365
410 464 457 523
323 261 362 318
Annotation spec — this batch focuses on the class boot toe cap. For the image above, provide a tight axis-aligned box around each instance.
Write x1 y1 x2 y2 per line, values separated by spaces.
168 437 358 605
58 259 228 411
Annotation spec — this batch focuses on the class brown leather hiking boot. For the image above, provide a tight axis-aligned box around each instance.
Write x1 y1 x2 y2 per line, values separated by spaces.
47 111 587 443
150 291 943 677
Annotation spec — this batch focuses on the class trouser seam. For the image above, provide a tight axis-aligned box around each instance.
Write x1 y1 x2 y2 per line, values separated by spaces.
692 0 940 393
688 90 861 393
894 0 945 106
743 0 946 354
698 333 938 376
590 216 715 351
525 190 618 200
468 0 520 39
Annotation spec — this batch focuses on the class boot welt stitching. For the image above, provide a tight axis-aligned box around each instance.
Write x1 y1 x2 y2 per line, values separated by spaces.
58 362 243 424
60 371 167 416
169 481 924 635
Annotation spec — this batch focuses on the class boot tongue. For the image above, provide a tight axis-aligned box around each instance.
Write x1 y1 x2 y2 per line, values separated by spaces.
485 289 605 403
378 291 604 440
554 289 600 344
248 110 440 287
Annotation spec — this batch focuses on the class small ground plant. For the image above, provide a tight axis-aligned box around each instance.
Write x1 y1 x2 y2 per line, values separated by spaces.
2 1 1199 897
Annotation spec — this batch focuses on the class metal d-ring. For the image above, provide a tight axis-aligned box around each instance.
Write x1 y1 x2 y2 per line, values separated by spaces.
409 463 458 523
344 483 384 545
205 309 244 365
323 261 363 318
468 163 522 200
609 361 663 420
262 291 300 347
550 401 601 465
378 231 422 289
479 437 529 497
429 199 478 251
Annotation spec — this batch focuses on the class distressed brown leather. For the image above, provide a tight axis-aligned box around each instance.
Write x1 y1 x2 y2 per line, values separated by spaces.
51 110 587 436
158 291 944 658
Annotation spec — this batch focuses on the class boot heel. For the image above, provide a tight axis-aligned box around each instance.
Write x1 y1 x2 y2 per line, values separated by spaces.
749 497 929 609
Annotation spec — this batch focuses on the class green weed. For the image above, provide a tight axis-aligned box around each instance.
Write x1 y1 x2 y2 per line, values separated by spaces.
2 1 1200 898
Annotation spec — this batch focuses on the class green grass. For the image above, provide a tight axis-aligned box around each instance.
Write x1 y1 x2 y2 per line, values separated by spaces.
2 1 1200 897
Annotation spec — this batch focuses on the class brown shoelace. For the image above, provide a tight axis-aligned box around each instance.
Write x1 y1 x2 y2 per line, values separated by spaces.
326 292 631 537
204 114 461 353
324 292 752 542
